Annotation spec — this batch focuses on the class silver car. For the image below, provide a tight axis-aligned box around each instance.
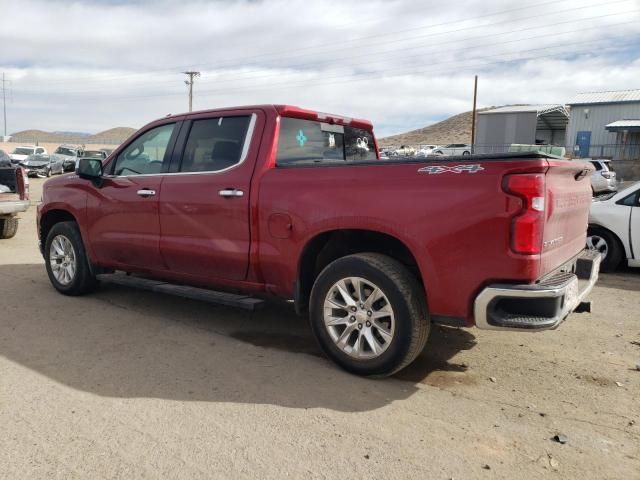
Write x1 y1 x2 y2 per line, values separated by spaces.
20 154 64 178
589 159 617 194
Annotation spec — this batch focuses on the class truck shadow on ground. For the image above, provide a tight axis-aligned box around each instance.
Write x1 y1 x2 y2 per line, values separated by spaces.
0 264 476 412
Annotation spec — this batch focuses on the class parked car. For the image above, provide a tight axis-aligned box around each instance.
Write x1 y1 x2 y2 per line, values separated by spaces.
37 104 599 377
20 154 64 178
588 159 617 194
416 145 437 157
0 165 29 239
51 145 84 172
433 144 472 156
81 150 108 160
392 145 416 156
0 149 12 167
587 181 640 271
9 145 47 164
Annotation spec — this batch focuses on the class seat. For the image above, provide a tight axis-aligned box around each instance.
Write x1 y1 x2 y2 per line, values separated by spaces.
211 141 241 170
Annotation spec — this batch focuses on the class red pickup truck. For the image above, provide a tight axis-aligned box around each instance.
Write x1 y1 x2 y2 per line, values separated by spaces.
37 105 600 376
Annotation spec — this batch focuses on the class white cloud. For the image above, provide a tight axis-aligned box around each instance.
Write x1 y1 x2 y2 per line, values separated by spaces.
0 0 639 137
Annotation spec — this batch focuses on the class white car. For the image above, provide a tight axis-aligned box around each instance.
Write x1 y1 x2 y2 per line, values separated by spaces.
9 145 48 164
588 159 617 194
392 145 416 156
416 145 437 157
432 144 472 156
587 182 640 271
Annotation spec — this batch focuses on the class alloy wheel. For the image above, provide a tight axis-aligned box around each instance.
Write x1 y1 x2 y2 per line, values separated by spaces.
49 235 77 285
323 277 395 359
586 234 608 260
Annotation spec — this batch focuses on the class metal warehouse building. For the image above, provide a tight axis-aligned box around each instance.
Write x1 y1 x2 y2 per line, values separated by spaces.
566 90 640 179
475 105 569 153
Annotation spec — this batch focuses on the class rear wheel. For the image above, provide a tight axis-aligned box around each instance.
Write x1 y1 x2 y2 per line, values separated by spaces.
462 150 471 156
586 227 623 272
0 218 18 239
309 253 430 377
44 221 98 295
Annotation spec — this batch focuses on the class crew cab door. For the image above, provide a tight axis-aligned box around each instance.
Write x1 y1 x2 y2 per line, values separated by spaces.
86 121 180 270
158 111 262 281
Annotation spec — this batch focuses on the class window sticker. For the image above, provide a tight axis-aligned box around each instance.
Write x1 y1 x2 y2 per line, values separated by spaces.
328 133 336 148
356 137 369 152
296 129 307 147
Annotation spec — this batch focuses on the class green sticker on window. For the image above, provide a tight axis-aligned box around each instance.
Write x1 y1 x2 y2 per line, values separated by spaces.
296 129 307 147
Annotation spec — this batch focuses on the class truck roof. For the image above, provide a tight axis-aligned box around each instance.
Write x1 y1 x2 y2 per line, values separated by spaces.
165 104 374 130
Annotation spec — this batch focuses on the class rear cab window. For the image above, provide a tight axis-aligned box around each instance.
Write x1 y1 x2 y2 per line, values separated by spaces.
276 117 377 166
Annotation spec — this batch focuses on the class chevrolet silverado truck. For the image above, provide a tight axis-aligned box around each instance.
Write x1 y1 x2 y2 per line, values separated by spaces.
37 105 600 376
0 165 29 239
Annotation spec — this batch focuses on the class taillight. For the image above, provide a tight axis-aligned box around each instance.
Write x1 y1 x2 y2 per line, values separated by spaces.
503 173 546 255
601 171 612 179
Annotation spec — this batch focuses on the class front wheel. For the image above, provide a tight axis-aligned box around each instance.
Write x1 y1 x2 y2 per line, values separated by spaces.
309 253 430 377
44 221 98 295
462 150 471 156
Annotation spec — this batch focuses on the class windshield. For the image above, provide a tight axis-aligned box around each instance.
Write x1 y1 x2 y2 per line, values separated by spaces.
55 147 76 156
13 147 34 155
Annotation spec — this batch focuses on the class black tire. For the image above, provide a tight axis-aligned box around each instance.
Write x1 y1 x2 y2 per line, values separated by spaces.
462 150 471 156
587 227 623 272
309 253 430 377
44 221 98 295
0 217 18 239
45 167 51 178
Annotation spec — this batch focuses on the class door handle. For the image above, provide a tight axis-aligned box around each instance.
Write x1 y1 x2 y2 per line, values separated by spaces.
219 189 244 198
137 189 156 198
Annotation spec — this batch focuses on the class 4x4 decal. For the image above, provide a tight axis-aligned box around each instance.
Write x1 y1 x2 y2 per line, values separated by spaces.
418 164 484 174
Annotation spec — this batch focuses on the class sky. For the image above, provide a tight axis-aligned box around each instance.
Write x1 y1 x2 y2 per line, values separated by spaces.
0 0 639 137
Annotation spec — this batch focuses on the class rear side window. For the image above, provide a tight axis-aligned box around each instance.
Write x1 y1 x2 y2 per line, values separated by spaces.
180 116 251 173
276 117 377 166
590 161 602 171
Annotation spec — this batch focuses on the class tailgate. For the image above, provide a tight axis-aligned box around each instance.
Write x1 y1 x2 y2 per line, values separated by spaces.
540 159 593 275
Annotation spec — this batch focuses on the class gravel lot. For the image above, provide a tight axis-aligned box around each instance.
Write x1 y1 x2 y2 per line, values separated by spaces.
1 178 639 479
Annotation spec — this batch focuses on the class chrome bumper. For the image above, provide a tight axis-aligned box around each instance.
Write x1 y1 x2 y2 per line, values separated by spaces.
0 199 30 216
474 250 601 331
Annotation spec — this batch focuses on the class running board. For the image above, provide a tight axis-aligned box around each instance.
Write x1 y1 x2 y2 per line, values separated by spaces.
97 274 265 311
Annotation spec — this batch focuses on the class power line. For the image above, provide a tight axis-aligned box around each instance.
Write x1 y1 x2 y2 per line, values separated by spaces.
36 37 633 106
13 6 639 96
12 0 626 91
22 21 638 104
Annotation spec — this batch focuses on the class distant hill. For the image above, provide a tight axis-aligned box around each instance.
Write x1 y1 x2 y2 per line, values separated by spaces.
379 108 493 146
88 127 136 144
10 127 136 144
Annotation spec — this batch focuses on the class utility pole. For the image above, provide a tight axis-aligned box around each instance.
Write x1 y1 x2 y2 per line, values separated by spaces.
2 73 7 139
183 71 200 112
470 75 478 153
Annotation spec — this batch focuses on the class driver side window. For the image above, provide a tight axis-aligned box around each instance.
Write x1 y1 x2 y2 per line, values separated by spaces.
113 123 175 176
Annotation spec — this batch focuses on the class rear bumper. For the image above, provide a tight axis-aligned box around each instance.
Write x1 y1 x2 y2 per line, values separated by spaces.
0 199 30 216
474 249 600 331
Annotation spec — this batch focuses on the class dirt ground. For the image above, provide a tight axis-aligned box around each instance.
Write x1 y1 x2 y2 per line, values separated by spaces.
1 178 639 479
